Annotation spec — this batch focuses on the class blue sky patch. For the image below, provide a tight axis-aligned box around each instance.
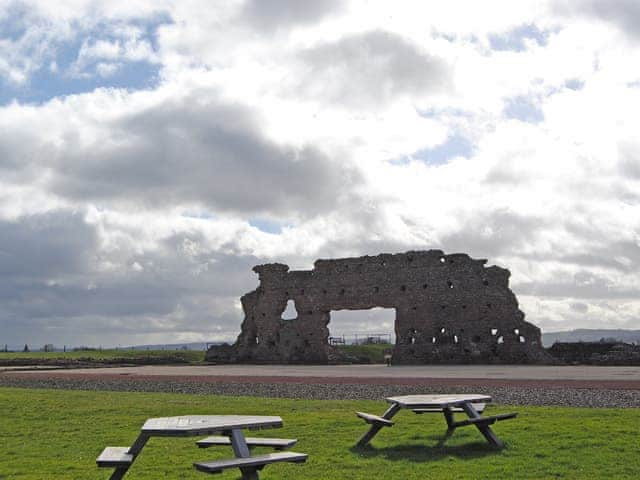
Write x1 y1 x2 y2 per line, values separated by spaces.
565 78 585 91
489 24 549 52
249 218 286 234
504 95 544 123
392 133 474 166
0 14 170 105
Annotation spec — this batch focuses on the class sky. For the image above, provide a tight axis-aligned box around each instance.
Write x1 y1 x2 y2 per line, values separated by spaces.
0 0 639 348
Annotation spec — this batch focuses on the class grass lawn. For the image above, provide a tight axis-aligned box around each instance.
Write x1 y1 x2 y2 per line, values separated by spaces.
0 349 204 365
336 343 391 363
1 387 638 479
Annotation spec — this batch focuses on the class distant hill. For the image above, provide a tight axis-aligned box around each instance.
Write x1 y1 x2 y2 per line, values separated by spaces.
542 329 640 347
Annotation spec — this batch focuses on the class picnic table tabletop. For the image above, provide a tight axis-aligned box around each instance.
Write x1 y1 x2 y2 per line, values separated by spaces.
141 415 283 436
386 394 492 409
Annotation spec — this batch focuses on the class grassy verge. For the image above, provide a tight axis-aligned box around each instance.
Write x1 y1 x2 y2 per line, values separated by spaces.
1 387 638 479
0 349 204 366
335 344 391 363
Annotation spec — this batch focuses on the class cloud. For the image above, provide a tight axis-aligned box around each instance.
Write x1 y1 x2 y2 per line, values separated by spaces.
240 0 343 32
1 87 361 218
297 30 451 107
554 0 640 40
619 139 640 179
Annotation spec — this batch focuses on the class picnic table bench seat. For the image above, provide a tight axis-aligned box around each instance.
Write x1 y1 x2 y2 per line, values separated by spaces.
194 451 308 474
356 411 394 427
413 403 486 414
451 412 517 428
196 436 297 450
96 447 133 468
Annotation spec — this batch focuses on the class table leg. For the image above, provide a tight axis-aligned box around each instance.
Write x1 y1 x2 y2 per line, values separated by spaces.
356 403 401 447
228 428 259 480
460 402 503 448
107 433 149 480
435 407 456 447
108 467 128 480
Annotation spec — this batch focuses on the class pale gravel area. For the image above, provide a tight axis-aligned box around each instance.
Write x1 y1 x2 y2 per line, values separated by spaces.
2 376 640 408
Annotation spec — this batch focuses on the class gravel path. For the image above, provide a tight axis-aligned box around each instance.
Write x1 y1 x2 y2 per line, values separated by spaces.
2 375 640 408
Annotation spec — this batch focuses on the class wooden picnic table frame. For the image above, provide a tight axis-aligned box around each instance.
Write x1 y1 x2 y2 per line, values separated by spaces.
356 394 517 449
98 415 303 480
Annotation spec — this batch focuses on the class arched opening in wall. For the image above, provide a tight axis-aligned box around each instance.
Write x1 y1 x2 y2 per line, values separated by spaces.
327 308 396 347
282 300 298 320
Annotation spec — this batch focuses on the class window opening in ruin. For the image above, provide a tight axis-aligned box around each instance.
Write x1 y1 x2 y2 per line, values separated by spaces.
447 281 454 288
519 336 526 343
454 335 459 343
497 336 504 344
514 328 519 335
282 300 298 320
491 328 498 335
255 337 259 344
328 308 396 346
440 256 446 263
432 337 436 343
440 327 446 333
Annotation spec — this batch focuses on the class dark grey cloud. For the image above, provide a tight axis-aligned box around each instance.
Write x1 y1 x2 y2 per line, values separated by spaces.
0 209 266 347
0 211 97 277
298 30 450 106
46 92 360 217
554 0 640 40
240 0 342 32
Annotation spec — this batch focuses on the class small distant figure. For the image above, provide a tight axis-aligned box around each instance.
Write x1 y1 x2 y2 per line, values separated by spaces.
384 350 392 367
23 344 29 352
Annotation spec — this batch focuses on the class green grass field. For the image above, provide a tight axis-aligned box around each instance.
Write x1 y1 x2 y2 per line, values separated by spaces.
0 349 204 365
0 345 389 365
335 343 391 363
1 387 638 479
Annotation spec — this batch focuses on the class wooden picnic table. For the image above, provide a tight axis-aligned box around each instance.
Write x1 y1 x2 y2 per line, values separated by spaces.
356 394 517 448
97 415 307 480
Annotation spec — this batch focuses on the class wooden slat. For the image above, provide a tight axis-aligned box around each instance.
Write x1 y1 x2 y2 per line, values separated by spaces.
197 436 297 449
142 415 282 435
355 412 394 426
386 394 491 408
452 412 518 428
193 451 308 474
96 447 133 468
413 403 486 414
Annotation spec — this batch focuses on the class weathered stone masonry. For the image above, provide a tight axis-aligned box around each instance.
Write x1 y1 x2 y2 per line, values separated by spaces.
206 250 552 364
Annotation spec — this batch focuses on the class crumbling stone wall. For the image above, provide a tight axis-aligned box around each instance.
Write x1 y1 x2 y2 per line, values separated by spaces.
206 250 552 364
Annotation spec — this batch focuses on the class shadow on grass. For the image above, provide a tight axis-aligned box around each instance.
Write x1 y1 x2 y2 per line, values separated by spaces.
351 439 501 463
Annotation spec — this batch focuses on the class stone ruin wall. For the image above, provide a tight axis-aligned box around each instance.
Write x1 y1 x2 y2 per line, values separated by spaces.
206 250 553 364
